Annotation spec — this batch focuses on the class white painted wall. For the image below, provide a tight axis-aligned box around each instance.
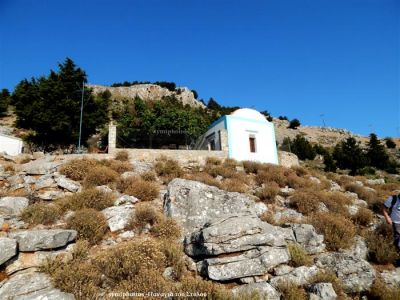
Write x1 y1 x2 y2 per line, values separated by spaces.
227 116 278 164
0 134 23 156
199 117 226 150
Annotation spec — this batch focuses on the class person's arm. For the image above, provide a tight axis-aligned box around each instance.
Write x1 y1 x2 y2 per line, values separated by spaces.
383 206 392 225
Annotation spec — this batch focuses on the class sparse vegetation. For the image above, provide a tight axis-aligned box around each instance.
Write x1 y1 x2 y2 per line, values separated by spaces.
114 150 130 161
367 278 400 300
130 202 162 232
309 270 345 299
256 182 280 202
351 207 374 226
150 218 181 240
118 176 159 201
276 280 307 300
59 188 114 211
83 165 119 187
60 158 98 181
154 157 183 182
288 243 313 267
310 212 356 250
364 223 399 264
66 208 108 244
20 202 62 225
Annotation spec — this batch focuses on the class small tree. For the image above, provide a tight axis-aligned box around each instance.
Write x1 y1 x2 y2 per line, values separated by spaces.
288 118 301 129
0 88 10 115
323 152 336 172
191 89 198 99
333 137 367 175
385 138 396 149
367 133 390 170
278 116 288 121
291 135 316 160
260 110 273 122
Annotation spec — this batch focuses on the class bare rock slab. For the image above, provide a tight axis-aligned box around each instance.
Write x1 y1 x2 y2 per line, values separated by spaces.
315 252 375 293
232 282 280 300
0 196 29 216
185 213 290 257
56 176 81 192
199 246 290 281
308 283 337 300
101 204 135 232
10 229 77 251
0 270 74 299
164 178 257 234
0 237 17 266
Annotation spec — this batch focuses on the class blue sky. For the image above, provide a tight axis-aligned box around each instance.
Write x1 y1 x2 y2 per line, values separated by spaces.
0 0 399 137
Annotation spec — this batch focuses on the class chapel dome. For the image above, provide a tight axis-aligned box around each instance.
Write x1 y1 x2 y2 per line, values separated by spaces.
230 108 267 122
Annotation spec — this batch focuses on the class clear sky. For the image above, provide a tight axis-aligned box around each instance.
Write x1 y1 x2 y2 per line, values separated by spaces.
0 0 399 137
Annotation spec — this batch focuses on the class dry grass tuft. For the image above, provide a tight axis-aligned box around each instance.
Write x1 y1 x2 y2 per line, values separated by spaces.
310 212 356 251
100 159 132 174
154 158 183 182
150 218 181 240
174 277 231 299
140 170 157 181
242 160 262 174
118 176 159 201
309 270 345 299
205 157 222 166
222 178 247 193
288 243 313 267
114 150 130 162
130 202 163 231
83 165 120 187
183 172 222 189
66 208 108 245
289 188 323 216
364 223 399 264
367 278 400 300
59 188 114 211
351 207 374 226
20 202 62 225
344 183 377 207
60 158 98 181
256 182 280 202
276 280 307 300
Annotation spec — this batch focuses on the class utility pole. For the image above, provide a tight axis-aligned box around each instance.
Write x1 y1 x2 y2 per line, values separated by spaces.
77 80 84 154
320 114 326 127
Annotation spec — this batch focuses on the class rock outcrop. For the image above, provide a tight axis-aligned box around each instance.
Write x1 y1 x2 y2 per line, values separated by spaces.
10 229 77 251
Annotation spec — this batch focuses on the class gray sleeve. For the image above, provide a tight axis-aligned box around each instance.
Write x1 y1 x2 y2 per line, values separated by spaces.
383 197 393 208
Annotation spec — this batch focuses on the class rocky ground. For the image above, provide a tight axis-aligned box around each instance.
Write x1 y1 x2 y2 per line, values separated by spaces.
0 151 400 299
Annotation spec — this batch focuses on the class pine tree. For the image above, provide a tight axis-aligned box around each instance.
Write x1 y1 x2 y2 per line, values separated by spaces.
11 58 110 149
333 137 367 175
367 133 389 170
0 88 10 115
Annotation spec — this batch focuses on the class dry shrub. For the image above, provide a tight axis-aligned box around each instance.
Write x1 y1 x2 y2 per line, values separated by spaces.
158 240 186 280
4 163 15 172
289 188 323 215
205 165 236 179
222 158 238 168
120 177 159 201
100 159 132 174
60 158 98 181
43 258 101 300
286 173 314 189
288 243 313 267
174 277 231 300
292 166 310 177
205 157 222 166
310 212 356 251
20 202 62 225
351 207 374 226
344 183 377 206
140 170 157 181
184 172 222 189
130 202 163 231
364 223 399 264
309 270 345 299
94 239 166 283
256 182 280 202
66 208 108 245
71 240 90 261
154 158 183 180
336 175 355 188
83 165 119 187
276 280 307 300
114 150 129 162
243 160 265 174
112 269 170 295
260 211 278 225
322 191 352 215
222 178 247 193
150 218 181 240
254 164 292 187
367 278 400 300
59 188 114 211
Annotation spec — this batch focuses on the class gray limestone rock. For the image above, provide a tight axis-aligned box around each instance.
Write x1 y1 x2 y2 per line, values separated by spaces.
34 175 55 190
0 196 29 216
308 283 337 300
20 157 62 175
101 204 135 232
288 224 325 254
164 178 257 234
56 176 81 192
343 235 368 260
315 252 375 293
184 213 288 256
199 246 290 281
17 288 75 300
269 266 319 287
114 194 139 206
0 237 17 266
232 282 281 300
380 268 400 288
10 229 77 251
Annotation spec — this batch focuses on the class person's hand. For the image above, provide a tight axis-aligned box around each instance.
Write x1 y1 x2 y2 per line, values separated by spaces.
387 218 393 226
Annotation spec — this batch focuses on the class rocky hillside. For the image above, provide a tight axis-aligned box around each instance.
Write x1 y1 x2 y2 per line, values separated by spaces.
0 152 399 299
89 84 206 109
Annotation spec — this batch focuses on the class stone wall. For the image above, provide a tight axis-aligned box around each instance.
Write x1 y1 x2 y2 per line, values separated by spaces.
109 148 227 164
